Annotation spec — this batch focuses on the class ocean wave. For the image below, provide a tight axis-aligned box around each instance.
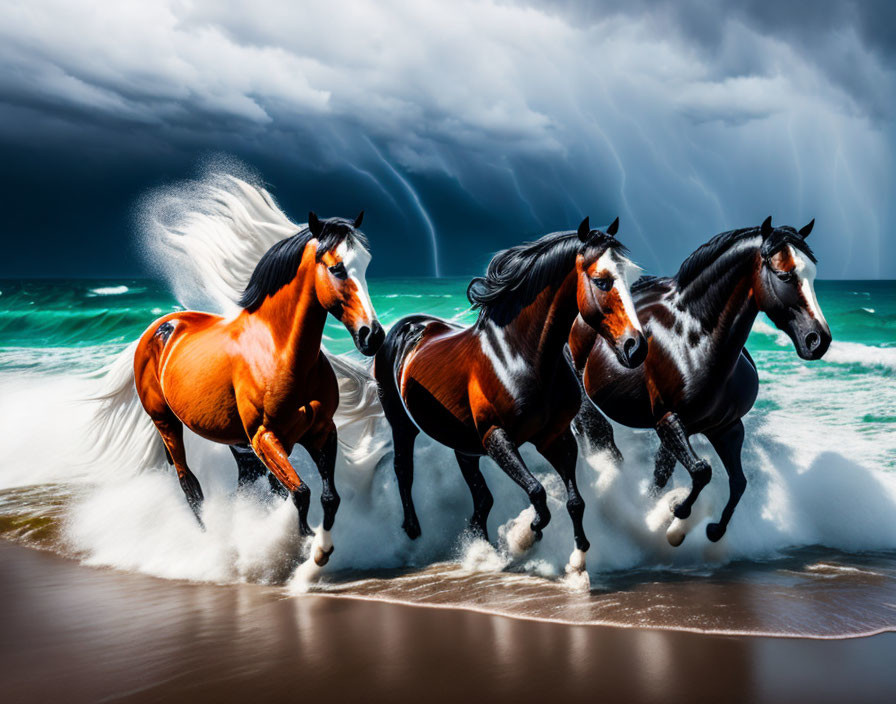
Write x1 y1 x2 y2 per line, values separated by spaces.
88 285 130 296
824 341 896 371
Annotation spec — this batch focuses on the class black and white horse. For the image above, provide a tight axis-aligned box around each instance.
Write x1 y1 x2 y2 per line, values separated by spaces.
569 217 831 545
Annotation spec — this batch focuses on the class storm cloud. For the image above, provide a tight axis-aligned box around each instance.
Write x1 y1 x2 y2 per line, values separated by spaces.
1 0 893 277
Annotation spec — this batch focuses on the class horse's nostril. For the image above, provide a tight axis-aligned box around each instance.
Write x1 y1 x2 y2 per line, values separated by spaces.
624 337 637 355
358 326 371 345
806 331 820 351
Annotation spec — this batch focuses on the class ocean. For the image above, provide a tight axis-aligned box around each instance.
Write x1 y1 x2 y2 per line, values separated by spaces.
1 276 895 638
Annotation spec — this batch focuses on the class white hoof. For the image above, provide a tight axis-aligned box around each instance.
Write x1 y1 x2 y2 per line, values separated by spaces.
505 507 537 557
311 528 334 567
666 516 689 547
567 547 587 572
563 549 590 592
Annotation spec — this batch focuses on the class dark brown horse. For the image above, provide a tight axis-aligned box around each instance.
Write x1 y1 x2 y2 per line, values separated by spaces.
375 218 646 579
132 212 384 568
569 217 831 546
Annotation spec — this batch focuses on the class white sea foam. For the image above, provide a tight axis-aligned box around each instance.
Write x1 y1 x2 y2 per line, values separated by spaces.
2 353 891 588
88 285 129 296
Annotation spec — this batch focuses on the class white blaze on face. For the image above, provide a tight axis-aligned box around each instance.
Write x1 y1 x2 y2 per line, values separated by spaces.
336 241 375 323
788 245 828 327
597 250 643 333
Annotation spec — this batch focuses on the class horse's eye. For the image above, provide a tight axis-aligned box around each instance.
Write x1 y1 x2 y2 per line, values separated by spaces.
328 263 347 280
774 270 795 283
593 277 613 292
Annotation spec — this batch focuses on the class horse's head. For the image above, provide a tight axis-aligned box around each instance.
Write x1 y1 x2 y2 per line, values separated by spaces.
575 217 647 368
753 216 831 360
309 211 384 356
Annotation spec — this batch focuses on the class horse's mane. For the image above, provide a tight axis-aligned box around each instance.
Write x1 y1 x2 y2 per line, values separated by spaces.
467 230 627 326
674 225 816 290
239 218 368 311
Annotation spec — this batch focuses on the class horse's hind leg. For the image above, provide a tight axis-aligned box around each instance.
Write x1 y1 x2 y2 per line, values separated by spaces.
251 429 312 537
655 412 712 546
484 427 550 553
230 444 288 497
392 423 421 540
374 345 422 540
153 416 205 527
455 451 493 541
231 444 265 485
651 443 677 496
573 391 623 463
538 429 590 577
299 425 340 566
705 420 746 543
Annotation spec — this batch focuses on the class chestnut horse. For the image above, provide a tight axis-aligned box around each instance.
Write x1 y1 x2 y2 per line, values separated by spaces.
133 212 384 566
374 217 646 578
569 217 831 546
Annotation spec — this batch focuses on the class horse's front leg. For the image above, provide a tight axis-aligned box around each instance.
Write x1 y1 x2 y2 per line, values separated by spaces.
705 419 746 543
251 427 313 538
299 423 340 566
537 428 590 582
483 427 550 554
655 412 712 546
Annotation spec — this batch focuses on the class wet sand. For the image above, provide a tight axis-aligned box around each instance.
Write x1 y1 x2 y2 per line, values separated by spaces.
2 541 896 703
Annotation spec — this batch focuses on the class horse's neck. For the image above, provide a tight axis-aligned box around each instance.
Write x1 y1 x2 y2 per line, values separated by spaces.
253 267 327 370
505 271 579 379
674 241 759 370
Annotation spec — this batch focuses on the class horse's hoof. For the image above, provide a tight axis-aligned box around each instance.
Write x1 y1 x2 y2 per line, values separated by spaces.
706 522 725 543
563 550 590 592
567 548 587 573
666 517 688 547
403 520 421 540
506 514 537 556
314 545 335 567
672 502 692 520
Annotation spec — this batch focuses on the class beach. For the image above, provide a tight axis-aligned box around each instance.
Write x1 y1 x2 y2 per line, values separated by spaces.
3 540 895 703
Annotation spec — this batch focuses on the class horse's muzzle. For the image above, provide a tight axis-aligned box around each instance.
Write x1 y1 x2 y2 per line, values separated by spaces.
796 324 831 360
355 320 385 356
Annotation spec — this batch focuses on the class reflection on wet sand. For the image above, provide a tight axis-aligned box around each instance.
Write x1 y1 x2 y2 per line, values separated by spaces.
2 542 896 703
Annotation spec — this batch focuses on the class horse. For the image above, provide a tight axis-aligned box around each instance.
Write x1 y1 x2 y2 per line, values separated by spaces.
132 211 384 567
568 216 831 546
374 217 646 579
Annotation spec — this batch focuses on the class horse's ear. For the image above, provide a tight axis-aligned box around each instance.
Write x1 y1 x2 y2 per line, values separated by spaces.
308 211 323 238
760 216 773 238
799 218 814 238
577 216 590 242
353 210 364 229
606 217 619 237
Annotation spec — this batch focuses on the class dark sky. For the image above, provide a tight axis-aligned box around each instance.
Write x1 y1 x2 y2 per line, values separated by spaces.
2 0 894 279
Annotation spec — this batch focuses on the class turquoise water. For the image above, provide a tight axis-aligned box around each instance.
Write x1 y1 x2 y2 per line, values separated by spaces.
1 277 893 350
1 278 893 461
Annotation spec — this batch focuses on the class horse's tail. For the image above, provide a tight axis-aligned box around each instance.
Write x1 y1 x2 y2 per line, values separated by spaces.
327 349 390 467
84 341 167 475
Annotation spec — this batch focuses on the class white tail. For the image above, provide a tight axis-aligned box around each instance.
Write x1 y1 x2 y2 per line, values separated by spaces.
329 351 389 466
85 341 167 475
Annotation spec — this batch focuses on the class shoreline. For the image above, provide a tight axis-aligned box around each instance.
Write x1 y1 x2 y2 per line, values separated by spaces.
3 540 896 703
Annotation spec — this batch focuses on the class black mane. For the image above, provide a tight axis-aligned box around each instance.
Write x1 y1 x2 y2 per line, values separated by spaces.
674 225 816 290
239 218 368 311
467 230 627 326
